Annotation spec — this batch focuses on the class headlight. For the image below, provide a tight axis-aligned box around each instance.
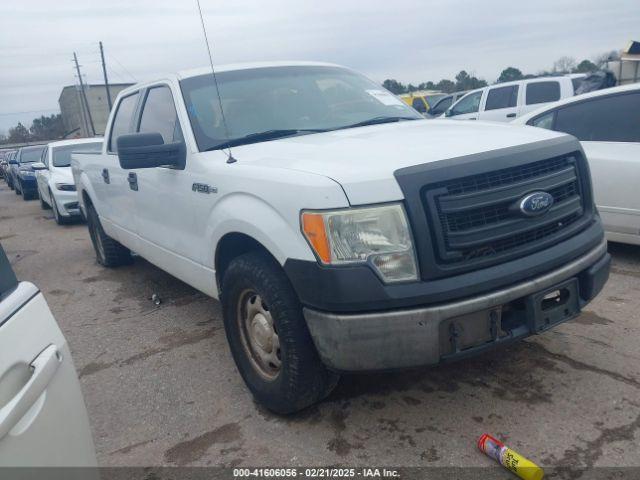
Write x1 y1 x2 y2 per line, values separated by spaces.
55 183 76 191
19 169 35 177
301 204 418 283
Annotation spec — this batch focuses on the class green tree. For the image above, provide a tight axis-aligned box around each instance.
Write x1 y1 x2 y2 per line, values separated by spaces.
8 123 30 144
435 79 456 93
497 67 523 83
382 79 406 94
418 81 437 91
574 59 598 73
29 114 64 141
455 70 487 91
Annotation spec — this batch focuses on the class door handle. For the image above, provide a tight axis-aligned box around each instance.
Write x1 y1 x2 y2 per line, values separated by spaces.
0 345 61 440
101 168 110 184
127 172 138 191
506 113 516 118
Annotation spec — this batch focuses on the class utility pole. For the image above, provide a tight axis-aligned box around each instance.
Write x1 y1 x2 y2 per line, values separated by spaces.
99 41 112 110
73 52 96 136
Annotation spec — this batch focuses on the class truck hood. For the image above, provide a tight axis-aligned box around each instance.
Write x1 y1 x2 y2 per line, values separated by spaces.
231 119 569 205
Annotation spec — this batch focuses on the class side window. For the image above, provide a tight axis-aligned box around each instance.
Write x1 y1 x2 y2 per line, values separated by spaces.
108 93 139 152
430 96 453 115
412 97 427 113
450 91 482 116
138 86 184 143
553 92 640 142
526 82 560 105
41 147 49 167
528 111 555 130
485 85 518 111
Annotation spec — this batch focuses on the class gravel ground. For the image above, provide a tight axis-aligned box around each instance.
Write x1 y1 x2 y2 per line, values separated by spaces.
1 181 639 476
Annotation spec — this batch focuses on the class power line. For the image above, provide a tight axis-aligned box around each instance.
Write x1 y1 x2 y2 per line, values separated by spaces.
108 54 137 82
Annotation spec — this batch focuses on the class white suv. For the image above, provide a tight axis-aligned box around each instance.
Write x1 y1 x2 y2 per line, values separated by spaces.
445 76 578 122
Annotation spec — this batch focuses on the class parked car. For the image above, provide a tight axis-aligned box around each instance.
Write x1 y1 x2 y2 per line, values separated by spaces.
72 62 609 414
9 145 46 200
4 151 17 188
0 243 96 467
32 138 103 224
444 76 578 122
400 91 446 115
424 91 468 118
0 151 14 180
513 83 640 246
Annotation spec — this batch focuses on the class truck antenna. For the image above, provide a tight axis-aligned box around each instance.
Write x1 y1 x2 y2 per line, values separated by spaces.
195 0 236 164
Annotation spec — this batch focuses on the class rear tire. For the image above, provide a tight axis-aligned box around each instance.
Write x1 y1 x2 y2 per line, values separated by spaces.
221 251 339 414
40 194 50 210
86 203 132 267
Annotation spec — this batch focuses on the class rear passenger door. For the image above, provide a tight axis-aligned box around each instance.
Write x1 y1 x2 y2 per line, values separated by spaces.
478 84 519 122
129 84 198 264
521 80 561 115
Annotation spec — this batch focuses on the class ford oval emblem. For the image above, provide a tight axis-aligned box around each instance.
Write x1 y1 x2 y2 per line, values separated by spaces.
519 191 554 217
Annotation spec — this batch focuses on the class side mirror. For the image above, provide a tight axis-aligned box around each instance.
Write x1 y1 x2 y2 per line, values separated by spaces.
8 159 18 165
445 109 454 118
117 133 186 170
32 162 47 171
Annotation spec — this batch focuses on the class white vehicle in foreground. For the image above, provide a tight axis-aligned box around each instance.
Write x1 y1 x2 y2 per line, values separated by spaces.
444 76 580 122
0 244 96 466
32 138 103 225
72 62 610 414
513 83 640 245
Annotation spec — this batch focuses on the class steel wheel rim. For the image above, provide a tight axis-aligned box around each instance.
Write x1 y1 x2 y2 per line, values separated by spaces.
236 289 281 381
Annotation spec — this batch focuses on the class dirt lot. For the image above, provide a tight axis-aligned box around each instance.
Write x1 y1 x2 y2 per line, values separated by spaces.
1 182 639 474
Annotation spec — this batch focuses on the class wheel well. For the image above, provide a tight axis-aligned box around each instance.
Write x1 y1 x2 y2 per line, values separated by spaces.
215 233 274 291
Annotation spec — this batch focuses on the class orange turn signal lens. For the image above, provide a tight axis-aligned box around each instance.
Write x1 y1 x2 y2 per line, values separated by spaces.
301 212 331 263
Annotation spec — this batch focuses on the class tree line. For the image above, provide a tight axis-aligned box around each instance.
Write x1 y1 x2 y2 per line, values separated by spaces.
382 53 618 95
0 114 65 145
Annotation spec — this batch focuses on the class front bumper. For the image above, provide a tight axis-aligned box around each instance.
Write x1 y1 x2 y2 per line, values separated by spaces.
304 239 609 372
53 190 81 217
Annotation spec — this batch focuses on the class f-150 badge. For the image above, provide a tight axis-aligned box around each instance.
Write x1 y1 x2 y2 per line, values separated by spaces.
192 183 217 194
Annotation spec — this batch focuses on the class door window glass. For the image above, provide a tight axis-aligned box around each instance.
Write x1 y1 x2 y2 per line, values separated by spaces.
485 85 518 110
138 86 184 143
526 81 560 105
450 91 482 116
108 93 139 152
553 92 640 142
529 111 555 130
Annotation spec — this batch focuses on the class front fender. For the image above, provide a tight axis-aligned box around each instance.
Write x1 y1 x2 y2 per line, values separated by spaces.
206 192 315 268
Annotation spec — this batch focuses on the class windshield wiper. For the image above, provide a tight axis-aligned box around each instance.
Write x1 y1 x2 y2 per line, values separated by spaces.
207 129 327 151
337 116 419 130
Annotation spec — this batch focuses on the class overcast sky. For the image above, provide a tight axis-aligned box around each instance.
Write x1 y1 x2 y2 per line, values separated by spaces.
0 0 638 133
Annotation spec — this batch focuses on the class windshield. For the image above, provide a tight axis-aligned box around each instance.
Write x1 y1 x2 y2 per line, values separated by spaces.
19 146 45 163
52 142 102 167
180 66 422 151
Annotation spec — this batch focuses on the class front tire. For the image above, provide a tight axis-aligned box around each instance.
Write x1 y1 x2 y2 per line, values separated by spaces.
15 181 21 195
221 251 339 414
86 203 132 267
50 190 67 225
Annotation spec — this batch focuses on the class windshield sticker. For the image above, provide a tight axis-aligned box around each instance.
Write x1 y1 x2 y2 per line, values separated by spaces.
366 89 405 106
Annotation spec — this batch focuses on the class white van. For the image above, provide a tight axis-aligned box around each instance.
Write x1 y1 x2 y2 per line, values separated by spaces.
444 76 579 122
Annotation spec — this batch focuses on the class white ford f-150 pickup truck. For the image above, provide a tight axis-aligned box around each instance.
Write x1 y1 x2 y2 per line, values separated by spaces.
72 62 610 414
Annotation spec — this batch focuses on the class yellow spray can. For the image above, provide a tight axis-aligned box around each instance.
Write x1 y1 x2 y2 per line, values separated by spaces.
478 433 544 480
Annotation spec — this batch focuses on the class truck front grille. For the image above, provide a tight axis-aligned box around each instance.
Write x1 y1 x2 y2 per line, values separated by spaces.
422 154 587 269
